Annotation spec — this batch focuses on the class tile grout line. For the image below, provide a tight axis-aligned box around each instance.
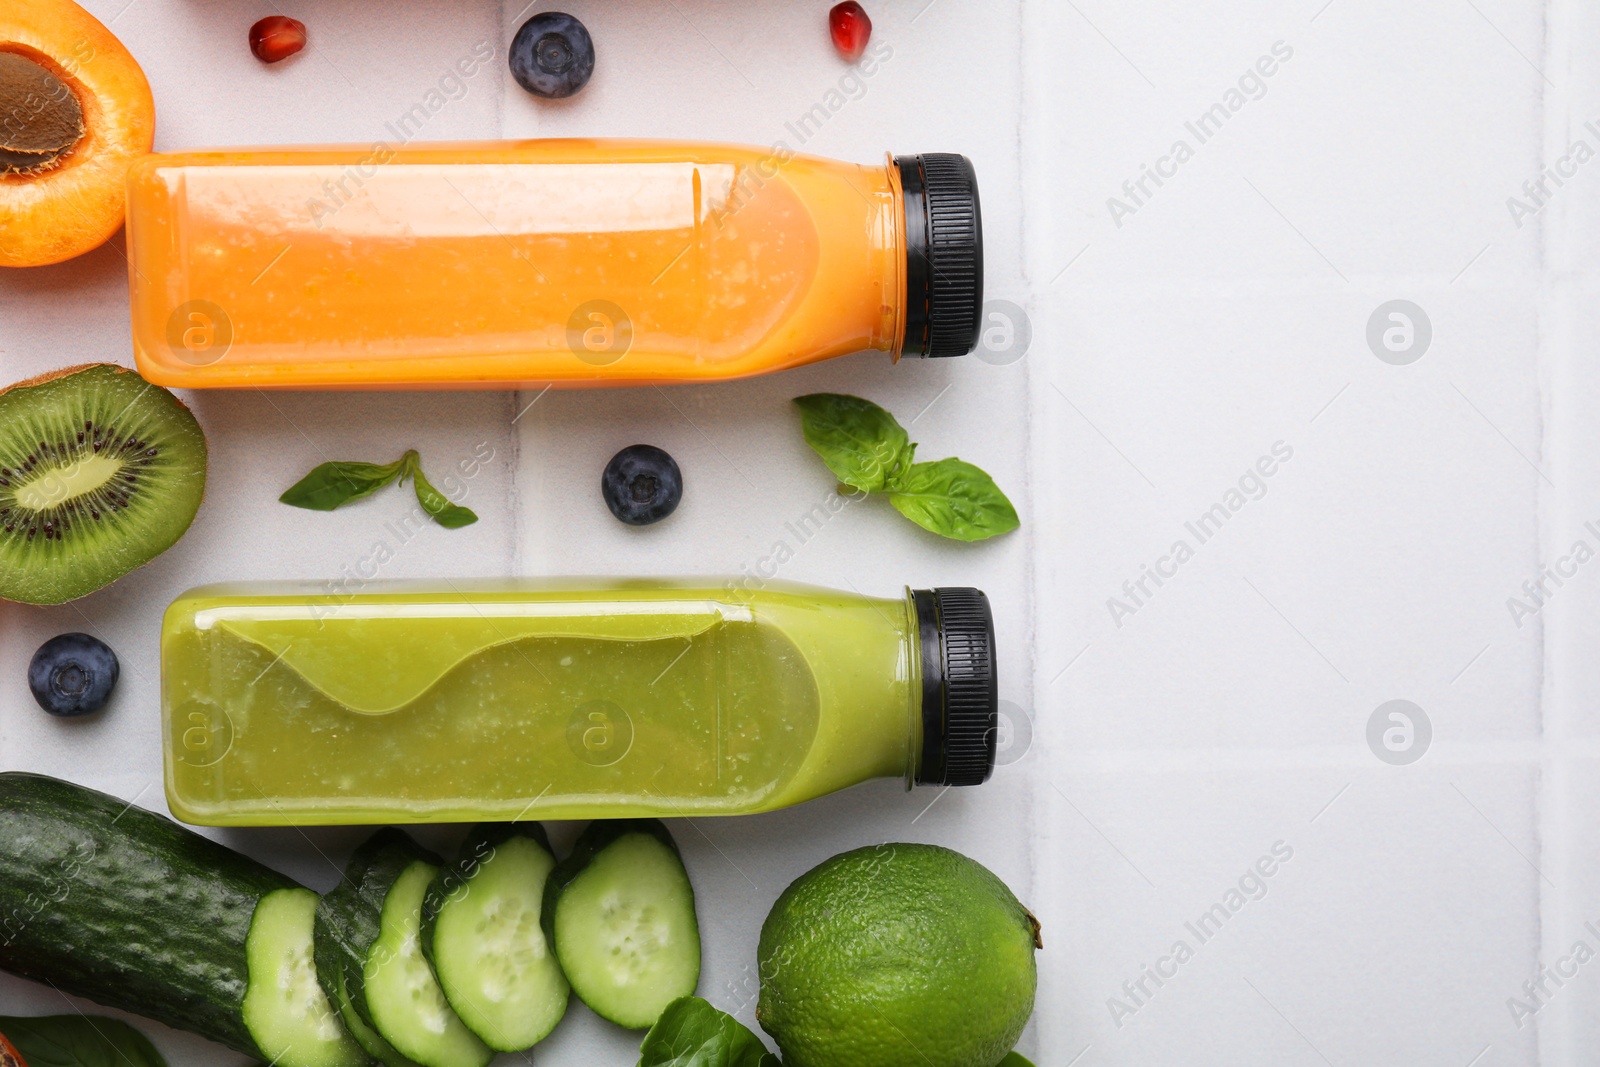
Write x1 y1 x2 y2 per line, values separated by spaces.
1017 0 1042 960
1016 1 1046 1061
1533 0 1565 1062
497 0 523 580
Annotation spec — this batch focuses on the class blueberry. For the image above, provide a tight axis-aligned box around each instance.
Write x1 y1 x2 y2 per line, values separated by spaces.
602 445 682 526
510 12 595 99
28 633 119 717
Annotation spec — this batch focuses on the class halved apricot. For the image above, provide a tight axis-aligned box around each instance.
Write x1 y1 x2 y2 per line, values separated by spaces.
0 0 154 267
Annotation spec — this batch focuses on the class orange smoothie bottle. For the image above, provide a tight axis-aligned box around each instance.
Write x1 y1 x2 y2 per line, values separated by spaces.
123 140 983 389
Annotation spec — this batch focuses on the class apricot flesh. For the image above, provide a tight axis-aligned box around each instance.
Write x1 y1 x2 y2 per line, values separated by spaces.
0 0 155 267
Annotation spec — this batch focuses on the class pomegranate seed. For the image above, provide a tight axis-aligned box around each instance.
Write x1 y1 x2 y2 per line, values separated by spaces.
250 15 307 64
829 2 872 62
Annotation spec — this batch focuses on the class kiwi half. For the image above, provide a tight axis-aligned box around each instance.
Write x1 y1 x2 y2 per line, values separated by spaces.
0 363 206 605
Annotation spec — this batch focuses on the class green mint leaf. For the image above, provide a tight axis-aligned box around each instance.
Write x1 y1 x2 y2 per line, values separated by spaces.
793 393 915 492
791 393 1024 542
889 458 1020 542
996 1054 1038 1067
637 996 779 1067
281 450 477 530
279 457 404 511
401 452 479 530
0 1015 169 1067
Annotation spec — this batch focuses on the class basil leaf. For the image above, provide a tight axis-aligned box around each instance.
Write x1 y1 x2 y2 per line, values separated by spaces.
279 457 404 511
889 458 1020 542
281 450 477 530
997 1054 1037 1067
793 393 915 492
401 453 479 530
637 996 778 1067
0 1015 169 1067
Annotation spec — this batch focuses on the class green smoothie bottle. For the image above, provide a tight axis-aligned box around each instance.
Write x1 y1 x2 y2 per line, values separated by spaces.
161 580 997 826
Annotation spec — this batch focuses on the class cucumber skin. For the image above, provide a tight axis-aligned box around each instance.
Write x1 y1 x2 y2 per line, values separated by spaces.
0 772 292 1056
313 828 443 1037
420 821 555 971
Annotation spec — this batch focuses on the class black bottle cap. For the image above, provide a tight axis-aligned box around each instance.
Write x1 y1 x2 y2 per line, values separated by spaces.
912 587 998 787
896 154 984 358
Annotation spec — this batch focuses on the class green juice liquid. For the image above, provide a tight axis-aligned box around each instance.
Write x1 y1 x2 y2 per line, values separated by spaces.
162 581 919 825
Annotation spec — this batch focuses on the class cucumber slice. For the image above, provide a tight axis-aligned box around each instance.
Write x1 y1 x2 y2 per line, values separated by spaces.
331 965 423 1067
366 861 492 1067
423 824 569 1051
242 888 368 1067
315 830 491 1067
544 820 700 1029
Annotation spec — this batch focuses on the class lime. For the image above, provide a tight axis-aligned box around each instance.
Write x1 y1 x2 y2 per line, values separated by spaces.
756 843 1040 1067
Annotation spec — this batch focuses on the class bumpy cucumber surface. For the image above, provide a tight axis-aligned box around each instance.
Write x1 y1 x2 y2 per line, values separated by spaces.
316 829 491 1067
544 820 701 1029
0 772 362 1065
422 823 569 1051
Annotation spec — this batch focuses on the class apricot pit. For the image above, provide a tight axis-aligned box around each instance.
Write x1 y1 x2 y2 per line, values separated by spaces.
0 51 85 175
0 0 156 267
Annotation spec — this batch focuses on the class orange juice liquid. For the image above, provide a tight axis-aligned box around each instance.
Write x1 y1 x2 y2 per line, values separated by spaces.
123 141 980 389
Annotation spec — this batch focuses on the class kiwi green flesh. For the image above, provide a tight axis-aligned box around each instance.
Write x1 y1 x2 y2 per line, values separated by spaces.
0 365 207 605
0 52 86 177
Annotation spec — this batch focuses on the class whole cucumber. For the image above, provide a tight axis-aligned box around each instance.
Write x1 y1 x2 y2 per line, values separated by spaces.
0 772 365 1067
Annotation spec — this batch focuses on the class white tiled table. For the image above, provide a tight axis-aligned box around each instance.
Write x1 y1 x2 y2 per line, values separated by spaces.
0 0 1581 1063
